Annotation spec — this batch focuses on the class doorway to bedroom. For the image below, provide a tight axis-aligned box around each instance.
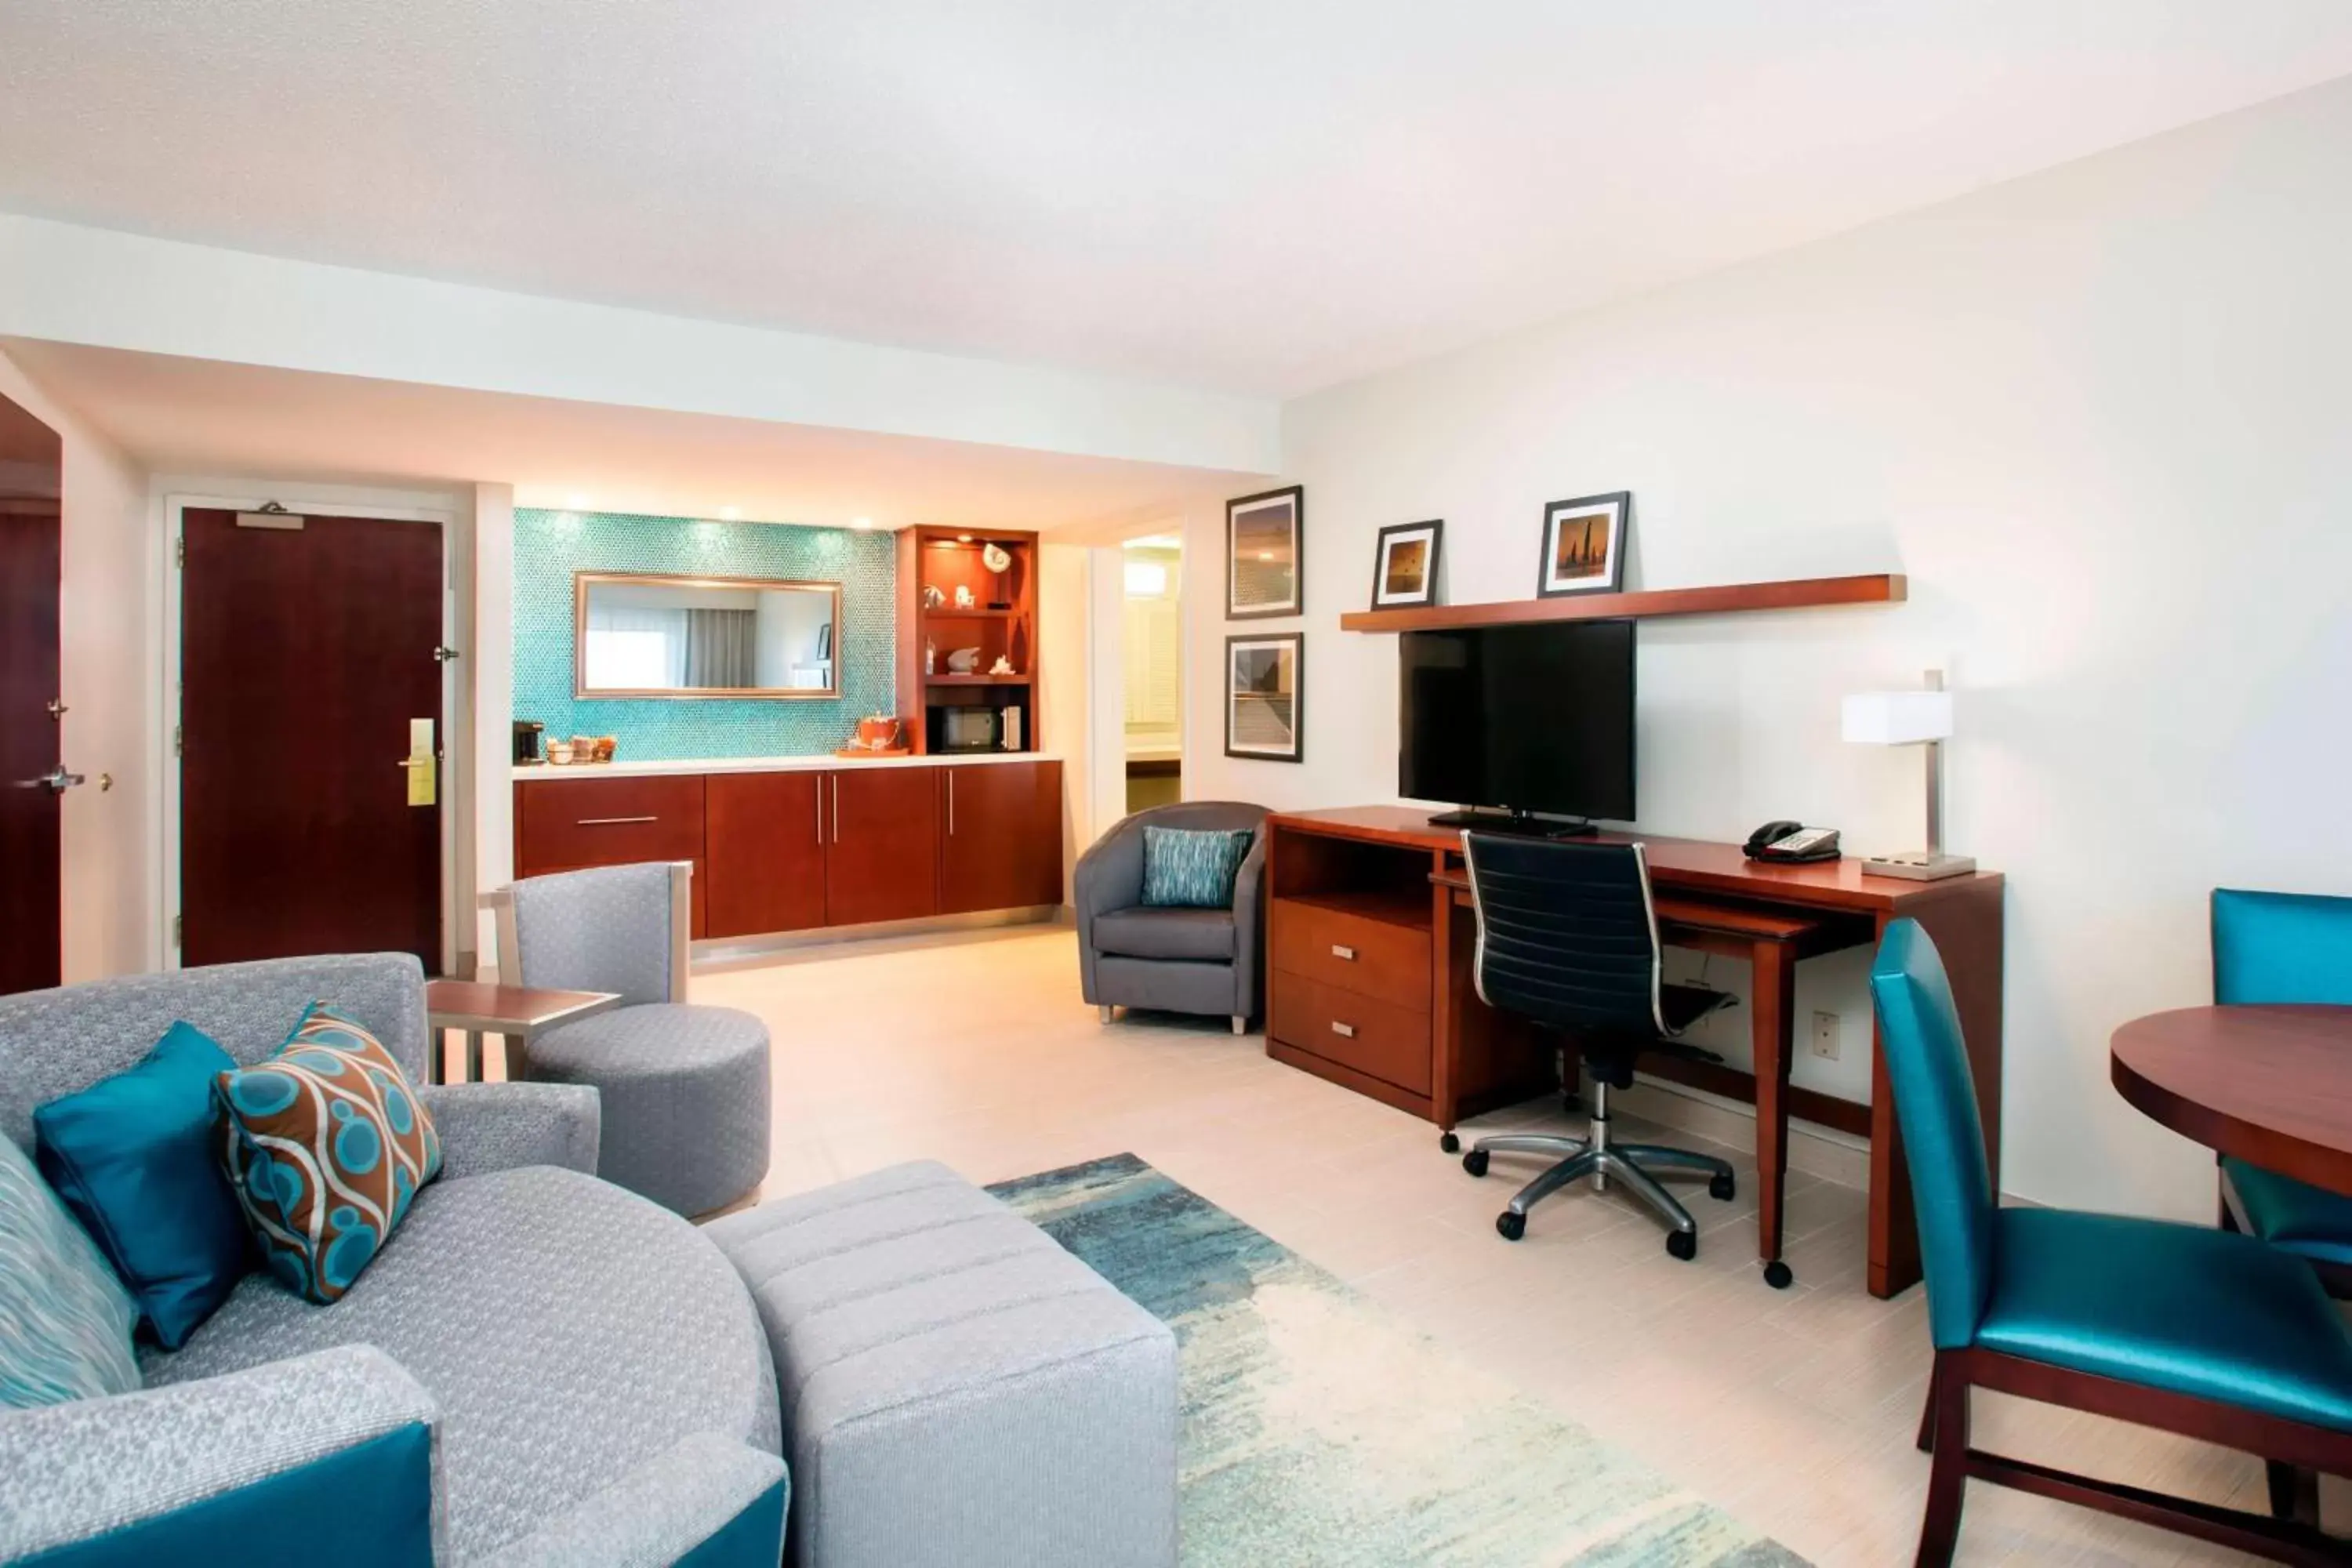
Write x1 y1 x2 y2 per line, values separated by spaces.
1120 535 1183 814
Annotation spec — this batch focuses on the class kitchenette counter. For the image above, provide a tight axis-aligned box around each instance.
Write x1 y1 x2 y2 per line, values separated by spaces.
512 751 1056 783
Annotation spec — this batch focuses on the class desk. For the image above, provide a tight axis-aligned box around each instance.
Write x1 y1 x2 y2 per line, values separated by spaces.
2112 1005 2352 1196
1265 807 2005 1298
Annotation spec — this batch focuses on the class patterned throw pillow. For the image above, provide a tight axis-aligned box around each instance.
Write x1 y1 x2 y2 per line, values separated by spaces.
1140 826 1256 909
215 1004 442 1305
0 1130 140 1409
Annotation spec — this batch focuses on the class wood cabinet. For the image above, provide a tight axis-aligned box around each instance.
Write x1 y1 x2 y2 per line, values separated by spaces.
705 771 826 939
939 760 1062 913
822 767 941 927
514 771 709 935
515 759 1058 942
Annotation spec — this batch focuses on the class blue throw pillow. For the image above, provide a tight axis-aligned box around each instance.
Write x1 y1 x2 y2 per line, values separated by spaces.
1140 826 1256 909
1 1129 140 1408
34 1022 255 1350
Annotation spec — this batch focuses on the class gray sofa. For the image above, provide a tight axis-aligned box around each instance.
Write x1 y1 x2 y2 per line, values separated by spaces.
1075 801 1269 1033
0 953 786 1567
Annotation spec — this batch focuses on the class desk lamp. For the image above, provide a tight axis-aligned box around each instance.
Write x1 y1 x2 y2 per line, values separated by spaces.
1842 670 1975 880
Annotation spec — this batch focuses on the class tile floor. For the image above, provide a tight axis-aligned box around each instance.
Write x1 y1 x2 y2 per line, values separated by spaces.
690 924 2328 1566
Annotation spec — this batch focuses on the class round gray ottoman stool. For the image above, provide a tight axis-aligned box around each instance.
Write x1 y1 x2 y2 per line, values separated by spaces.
528 1002 771 1216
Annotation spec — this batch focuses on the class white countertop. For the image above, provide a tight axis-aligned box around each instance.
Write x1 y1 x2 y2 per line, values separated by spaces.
513 751 1055 782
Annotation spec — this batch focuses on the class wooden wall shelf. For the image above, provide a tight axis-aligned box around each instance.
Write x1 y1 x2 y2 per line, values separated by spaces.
1337 572 1905 633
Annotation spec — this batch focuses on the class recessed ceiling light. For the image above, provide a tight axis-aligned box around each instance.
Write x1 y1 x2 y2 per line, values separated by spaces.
719 506 741 521
851 517 873 530
957 533 974 543
566 493 591 510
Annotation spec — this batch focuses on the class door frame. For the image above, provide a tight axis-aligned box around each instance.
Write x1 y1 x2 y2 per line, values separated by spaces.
1084 520 1192 840
161 492 462 975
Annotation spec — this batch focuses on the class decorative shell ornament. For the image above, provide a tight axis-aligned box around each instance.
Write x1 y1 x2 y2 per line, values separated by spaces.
946 646 982 673
989 655 1014 676
981 541 1012 573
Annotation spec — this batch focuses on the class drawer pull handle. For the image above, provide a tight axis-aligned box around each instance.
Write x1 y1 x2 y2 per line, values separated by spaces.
1330 943 1356 961
576 815 657 826
1330 1020 1356 1039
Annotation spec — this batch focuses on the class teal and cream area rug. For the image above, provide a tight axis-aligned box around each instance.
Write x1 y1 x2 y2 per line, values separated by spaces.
987 1153 1806 1567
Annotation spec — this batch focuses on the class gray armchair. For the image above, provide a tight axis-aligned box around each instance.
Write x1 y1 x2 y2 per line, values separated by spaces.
1076 801 1269 1033
492 861 772 1216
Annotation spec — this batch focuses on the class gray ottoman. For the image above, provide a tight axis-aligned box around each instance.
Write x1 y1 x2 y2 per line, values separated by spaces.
705 1160 1178 1568
528 1003 771 1217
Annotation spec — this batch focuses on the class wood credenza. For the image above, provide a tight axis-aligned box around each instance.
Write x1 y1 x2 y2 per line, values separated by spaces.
515 759 1063 941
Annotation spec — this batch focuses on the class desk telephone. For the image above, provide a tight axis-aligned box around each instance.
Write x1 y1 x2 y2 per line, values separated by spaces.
1744 820 1842 863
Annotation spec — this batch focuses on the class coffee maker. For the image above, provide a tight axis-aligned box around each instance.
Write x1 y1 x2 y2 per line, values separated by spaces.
513 720 546 766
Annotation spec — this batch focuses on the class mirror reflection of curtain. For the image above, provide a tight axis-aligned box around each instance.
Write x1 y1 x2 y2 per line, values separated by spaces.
684 608 757 688
586 604 690 688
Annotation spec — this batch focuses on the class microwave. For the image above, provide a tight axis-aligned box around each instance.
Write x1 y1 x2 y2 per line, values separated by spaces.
938 706 1018 752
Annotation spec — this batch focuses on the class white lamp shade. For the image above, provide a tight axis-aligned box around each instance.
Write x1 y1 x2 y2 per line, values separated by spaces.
1842 688 1954 746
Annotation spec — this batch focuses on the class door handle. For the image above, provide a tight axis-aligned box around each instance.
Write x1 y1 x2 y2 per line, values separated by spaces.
831 775 840 843
12 768 85 793
816 779 824 842
947 771 955 836
1330 1020 1357 1039
576 815 657 826
1330 944 1356 961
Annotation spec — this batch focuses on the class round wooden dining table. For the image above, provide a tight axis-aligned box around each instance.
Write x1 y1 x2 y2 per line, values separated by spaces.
2111 1004 2352 1196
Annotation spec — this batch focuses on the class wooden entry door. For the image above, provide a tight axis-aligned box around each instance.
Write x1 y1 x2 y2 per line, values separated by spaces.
180 508 445 968
0 393 65 995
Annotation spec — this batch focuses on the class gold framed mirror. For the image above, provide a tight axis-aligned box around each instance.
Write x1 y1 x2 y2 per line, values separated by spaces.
574 571 844 699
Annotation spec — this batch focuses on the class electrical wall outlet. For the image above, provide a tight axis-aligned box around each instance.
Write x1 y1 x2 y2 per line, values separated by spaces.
1810 1010 1841 1062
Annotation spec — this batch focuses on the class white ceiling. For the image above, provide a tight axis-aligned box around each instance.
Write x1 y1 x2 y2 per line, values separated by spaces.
5 3 2350 397
3 339 1246 529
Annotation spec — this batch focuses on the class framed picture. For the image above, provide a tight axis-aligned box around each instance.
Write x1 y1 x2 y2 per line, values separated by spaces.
1537 491 1630 597
1370 520 1443 609
1227 485 1303 619
1225 633 1303 763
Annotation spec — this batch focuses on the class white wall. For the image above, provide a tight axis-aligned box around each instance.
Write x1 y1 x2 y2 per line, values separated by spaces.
471 484 515 971
0 213 1280 475
0 345 154 981
1184 76 2352 1222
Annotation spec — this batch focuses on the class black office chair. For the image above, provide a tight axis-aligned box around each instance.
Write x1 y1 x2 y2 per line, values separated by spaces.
1458 832 1738 1256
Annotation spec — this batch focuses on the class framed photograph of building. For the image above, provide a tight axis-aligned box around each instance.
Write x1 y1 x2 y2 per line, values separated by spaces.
1225 633 1303 762
1537 491 1630 597
1227 485 1303 619
1370 519 1443 608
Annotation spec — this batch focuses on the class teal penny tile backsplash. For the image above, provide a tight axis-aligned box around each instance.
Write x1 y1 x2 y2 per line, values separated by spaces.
513 509 896 759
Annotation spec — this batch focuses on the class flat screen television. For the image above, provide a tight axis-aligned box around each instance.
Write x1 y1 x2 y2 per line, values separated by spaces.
1399 620 1636 827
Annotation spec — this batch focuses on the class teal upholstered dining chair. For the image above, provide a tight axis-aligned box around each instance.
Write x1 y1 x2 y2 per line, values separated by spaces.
2214 887 2352 1296
1871 919 2352 1566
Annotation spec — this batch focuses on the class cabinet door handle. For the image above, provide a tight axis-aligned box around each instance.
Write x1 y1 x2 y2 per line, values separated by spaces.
1330 943 1356 961
816 779 824 841
831 775 840 843
1330 1020 1356 1039
577 815 656 826
947 771 955 836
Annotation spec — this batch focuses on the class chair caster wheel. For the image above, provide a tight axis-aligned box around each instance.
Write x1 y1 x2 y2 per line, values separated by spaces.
1762 1260 1794 1290
1439 1131 1460 1154
1666 1230 1697 1261
1461 1149 1490 1178
1495 1210 1526 1241
1708 1171 1736 1201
